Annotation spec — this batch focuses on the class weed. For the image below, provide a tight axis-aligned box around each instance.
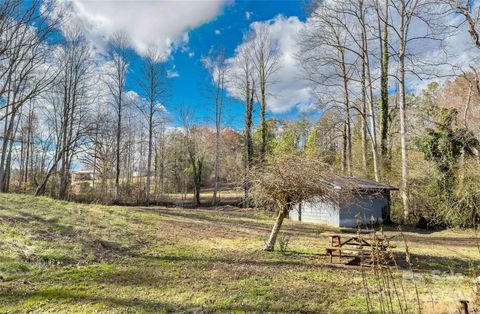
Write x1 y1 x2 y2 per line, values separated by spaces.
277 232 290 253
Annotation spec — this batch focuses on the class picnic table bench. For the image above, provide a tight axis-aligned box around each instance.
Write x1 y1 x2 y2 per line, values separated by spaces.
324 232 396 265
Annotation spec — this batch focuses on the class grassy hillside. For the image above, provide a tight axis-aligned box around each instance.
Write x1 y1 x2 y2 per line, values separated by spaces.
0 193 478 313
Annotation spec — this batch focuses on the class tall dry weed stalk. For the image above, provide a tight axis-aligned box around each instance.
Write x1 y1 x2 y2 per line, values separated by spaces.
472 221 480 312
360 228 422 314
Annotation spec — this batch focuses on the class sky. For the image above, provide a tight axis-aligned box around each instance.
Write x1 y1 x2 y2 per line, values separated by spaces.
45 0 480 130
51 0 314 130
160 1 311 128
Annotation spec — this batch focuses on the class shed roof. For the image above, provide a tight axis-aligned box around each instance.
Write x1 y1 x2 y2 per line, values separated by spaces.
325 175 398 191
74 169 94 174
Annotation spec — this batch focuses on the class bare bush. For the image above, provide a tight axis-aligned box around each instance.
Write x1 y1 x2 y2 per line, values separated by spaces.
249 153 353 251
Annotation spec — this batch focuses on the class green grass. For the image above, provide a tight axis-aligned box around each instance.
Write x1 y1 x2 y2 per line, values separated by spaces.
0 193 478 313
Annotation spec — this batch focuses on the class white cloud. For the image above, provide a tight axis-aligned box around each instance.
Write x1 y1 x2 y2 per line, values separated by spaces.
226 9 480 114
215 29 221 35
245 11 253 20
377 4 480 93
225 6 480 116
125 90 167 114
167 70 179 78
227 15 313 113
54 0 229 58
124 90 142 104
181 45 196 58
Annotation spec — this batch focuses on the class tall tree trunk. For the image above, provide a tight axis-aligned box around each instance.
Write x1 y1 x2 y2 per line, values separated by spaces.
212 73 224 206
92 123 98 190
380 0 390 171
361 104 368 176
0 98 10 191
4 112 22 192
23 105 33 190
146 107 153 204
399 41 410 220
0 108 15 192
211 121 221 206
243 80 254 208
340 49 352 176
260 76 267 160
193 158 203 206
264 206 289 251
364 37 380 182
159 142 165 196
20 128 26 190
357 0 379 181
154 146 159 197
35 151 64 196
342 122 347 174
115 92 122 202
59 89 70 200
360 33 368 176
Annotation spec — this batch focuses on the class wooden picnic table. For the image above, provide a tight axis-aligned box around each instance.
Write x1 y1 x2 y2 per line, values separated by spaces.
324 232 396 265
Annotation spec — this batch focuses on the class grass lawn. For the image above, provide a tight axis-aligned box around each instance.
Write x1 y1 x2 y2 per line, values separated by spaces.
0 193 478 313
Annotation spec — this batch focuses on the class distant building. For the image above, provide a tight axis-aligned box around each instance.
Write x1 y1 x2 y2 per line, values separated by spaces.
72 170 95 182
289 176 398 228
72 169 95 193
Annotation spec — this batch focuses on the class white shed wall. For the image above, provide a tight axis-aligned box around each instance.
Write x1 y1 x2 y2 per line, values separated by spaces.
289 198 340 227
289 192 389 228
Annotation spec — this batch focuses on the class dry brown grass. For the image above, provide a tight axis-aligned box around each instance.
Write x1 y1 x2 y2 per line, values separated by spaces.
0 194 478 313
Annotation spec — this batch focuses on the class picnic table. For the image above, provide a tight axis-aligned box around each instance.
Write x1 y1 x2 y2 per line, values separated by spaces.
324 232 396 265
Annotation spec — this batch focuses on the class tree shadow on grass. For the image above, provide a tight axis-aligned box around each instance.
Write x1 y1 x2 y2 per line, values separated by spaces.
0 288 177 312
400 234 480 248
128 251 322 269
0 287 314 313
144 207 328 241
3 208 133 263
6 209 76 238
407 252 479 275
382 225 444 235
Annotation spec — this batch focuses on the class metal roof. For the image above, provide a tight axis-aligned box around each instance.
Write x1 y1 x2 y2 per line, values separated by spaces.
326 175 398 191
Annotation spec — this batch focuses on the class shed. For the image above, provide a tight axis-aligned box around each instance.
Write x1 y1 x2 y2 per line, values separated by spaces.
289 176 398 227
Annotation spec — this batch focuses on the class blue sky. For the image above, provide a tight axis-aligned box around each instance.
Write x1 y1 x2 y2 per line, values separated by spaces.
44 0 331 130
47 0 476 130
122 0 309 129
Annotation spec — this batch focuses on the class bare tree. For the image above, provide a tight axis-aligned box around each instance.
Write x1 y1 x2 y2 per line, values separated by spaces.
204 49 228 206
0 0 60 192
154 121 168 197
35 30 94 197
251 25 279 160
383 0 449 219
80 107 117 196
383 0 414 219
318 0 381 180
230 45 256 207
106 32 129 202
358 0 380 181
452 0 480 49
138 49 169 204
0 0 60 116
298 3 355 176
376 0 391 169
180 108 207 206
